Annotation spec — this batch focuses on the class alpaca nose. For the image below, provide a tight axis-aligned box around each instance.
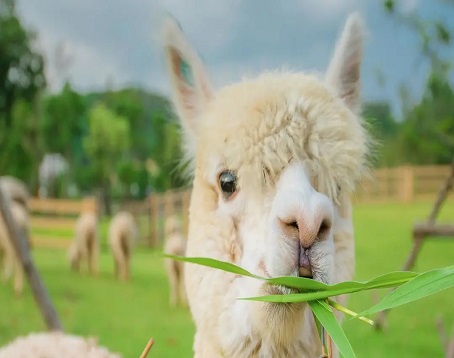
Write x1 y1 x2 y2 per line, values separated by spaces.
278 201 332 249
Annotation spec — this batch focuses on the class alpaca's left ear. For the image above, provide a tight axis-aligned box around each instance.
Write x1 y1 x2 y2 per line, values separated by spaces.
162 17 213 150
325 13 365 113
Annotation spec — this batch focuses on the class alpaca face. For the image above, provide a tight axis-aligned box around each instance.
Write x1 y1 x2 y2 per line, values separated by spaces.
204 149 337 285
163 13 368 352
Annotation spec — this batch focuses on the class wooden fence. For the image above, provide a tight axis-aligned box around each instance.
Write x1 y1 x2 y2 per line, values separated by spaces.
148 189 191 248
354 165 453 203
29 197 97 248
27 165 452 249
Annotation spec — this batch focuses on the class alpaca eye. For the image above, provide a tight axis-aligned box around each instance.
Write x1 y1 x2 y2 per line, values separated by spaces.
219 170 237 199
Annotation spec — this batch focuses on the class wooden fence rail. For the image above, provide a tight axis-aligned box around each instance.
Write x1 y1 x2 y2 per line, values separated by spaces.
29 197 97 249
355 165 453 203
27 165 453 249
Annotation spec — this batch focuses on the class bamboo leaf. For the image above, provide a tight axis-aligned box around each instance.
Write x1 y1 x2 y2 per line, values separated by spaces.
240 272 418 303
358 265 454 317
309 300 356 358
165 255 417 294
163 254 263 279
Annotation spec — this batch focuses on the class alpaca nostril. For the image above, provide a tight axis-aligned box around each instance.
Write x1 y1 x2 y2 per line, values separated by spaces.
317 219 332 242
278 218 299 240
279 214 332 248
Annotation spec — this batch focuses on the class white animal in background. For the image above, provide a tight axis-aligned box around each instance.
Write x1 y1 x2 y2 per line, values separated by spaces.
108 211 138 281
163 12 370 357
163 215 187 307
68 212 99 276
0 331 121 358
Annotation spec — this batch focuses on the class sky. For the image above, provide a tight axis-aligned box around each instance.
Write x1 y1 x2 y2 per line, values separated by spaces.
15 0 454 117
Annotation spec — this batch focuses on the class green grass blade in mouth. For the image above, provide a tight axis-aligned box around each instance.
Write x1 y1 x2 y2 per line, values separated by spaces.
309 300 356 358
163 254 264 279
164 255 418 293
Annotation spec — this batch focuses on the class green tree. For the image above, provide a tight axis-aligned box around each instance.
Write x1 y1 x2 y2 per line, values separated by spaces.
0 0 46 127
380 0 454 166
41 82 87 163
83 103 130 214
395 74 454 164
0 99 43 190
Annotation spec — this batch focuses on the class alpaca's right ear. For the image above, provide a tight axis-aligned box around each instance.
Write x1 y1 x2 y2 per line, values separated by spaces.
162 18 213 144
325 13 365 114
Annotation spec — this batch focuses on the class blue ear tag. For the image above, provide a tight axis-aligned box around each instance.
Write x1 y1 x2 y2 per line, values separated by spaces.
180 58 194 87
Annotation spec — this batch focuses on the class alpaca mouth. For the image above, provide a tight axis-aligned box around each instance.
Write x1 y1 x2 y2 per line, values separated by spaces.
298 246 313 279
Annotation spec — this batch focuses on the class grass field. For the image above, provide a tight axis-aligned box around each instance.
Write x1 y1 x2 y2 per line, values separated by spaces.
1 200 453 357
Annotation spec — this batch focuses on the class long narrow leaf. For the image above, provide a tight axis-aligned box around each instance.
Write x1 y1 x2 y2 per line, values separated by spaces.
358 265 454 317
165 255 418 294
309 300 356 358
240 279 414 303
163 254 262 279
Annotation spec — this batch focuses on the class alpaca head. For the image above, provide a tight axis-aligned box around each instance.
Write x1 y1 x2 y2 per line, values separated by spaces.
163 13 369 351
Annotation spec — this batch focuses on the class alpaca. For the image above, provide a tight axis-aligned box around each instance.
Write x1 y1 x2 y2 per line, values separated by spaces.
68 212 99 276
0 176 29 209
108 211 138 281
163 13 370 357
0 201 29 296
163 215 187 307
0 332 121 358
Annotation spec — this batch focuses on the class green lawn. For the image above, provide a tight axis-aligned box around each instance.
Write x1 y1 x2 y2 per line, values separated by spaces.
1 200 453 357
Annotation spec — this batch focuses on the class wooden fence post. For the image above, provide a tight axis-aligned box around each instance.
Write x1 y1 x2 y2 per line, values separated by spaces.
149 195 159 249
400 166 414 203
0 188 62 331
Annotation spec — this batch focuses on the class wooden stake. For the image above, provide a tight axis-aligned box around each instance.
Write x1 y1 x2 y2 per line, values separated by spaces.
0 188 62 331
139 338 155 358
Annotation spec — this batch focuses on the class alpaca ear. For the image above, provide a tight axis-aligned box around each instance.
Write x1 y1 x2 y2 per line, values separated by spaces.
162 17 213 143
325 13 364 113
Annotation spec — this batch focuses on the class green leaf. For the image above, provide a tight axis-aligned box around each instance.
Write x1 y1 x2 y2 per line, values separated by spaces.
241 271 418 303
166 255 419 303
358 265 454 317
163 254 262 279
313 312 323 339
266 276 328 291
309 300 356 358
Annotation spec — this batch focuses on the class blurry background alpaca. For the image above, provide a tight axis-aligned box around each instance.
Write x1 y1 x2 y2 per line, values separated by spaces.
108 211 138 282
67 212 99 276
164 215 187 307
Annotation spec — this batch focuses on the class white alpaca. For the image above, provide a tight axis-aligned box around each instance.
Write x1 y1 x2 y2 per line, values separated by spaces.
0 332 121 358
163 216 187 307
108 211 138 281
68 212 99 276
163 13 370 357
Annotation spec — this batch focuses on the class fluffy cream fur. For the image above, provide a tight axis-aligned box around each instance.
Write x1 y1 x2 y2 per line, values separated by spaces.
163 216 187 307
163 12 370 357
108 211 138 282
68 212 99 276
0 332 121 358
